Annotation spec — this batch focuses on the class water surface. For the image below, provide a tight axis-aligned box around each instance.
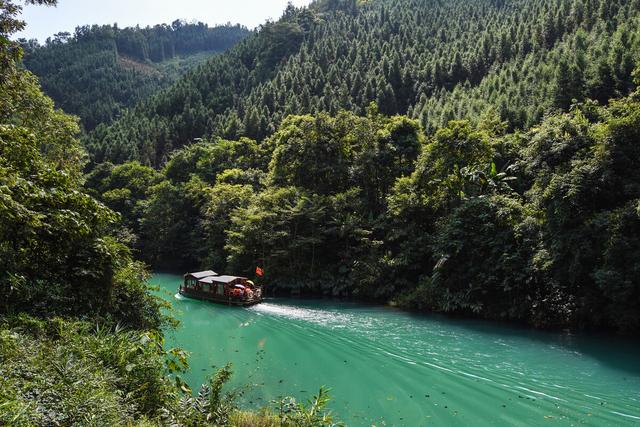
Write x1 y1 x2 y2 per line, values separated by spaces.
152 273 640 426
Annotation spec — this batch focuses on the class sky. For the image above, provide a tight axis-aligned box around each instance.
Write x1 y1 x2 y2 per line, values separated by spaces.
16 0 313 42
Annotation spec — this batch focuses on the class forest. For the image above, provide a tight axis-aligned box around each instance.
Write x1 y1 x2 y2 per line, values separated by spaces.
83 0 640 166
80 0 640 333
2 0 640 424
20 21 250 130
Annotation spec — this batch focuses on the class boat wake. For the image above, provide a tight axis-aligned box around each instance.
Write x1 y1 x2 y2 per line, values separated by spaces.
249 302 361 329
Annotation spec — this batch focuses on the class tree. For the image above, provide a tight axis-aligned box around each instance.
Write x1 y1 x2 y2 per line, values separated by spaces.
552 60 584 110
268 114 351 195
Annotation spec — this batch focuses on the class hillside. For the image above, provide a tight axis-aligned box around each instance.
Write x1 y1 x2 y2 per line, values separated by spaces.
84 0 640 166
21 22 250 130
77 0 640 334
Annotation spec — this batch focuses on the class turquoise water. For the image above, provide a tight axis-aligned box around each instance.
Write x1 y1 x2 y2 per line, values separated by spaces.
151 273 640 426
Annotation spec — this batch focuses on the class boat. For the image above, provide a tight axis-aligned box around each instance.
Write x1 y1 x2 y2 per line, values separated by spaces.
179 270 263 306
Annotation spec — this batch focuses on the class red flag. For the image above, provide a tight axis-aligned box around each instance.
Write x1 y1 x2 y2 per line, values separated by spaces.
256 266 264 277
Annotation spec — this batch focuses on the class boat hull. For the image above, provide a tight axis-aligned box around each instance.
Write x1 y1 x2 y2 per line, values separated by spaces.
178 287 262 306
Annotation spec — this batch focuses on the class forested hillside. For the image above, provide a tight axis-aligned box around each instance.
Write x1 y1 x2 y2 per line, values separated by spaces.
85 0 640 166
77 0 640 333
2 0 640 422
21 22 249 130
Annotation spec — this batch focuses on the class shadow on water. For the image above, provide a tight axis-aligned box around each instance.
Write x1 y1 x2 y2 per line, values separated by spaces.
179 282 640 378
249 294 640 378
400 309 640 377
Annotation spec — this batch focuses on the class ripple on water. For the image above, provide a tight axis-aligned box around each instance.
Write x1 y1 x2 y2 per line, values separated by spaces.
149 274 640 427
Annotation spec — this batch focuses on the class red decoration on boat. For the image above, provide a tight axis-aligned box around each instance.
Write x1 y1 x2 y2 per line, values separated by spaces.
256 266 264 277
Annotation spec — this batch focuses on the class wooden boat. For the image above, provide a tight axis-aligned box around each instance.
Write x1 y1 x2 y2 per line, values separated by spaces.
179 270 263 306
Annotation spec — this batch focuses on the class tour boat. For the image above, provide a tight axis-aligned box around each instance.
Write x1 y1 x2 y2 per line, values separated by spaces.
179 270 263 306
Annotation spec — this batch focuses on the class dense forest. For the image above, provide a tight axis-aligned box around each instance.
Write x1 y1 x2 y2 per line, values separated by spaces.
84 0 640 166
78 0 640 333
20 22 250 130
89 89 640 334
2 0 640 422
0 1 336 425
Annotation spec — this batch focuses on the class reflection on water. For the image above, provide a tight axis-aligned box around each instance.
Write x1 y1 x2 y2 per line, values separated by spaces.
153 274 640 426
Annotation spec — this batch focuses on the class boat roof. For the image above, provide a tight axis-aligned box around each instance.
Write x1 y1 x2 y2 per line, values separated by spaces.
186 270 218 279
212 275 247 284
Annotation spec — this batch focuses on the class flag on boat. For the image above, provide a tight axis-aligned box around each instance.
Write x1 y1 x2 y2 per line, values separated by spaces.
256 266 264 276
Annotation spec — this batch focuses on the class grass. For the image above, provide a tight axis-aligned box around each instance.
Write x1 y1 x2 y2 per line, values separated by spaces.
230 409 281 427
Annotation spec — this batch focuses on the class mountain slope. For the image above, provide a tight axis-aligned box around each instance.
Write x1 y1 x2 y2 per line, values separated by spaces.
21 22 250 130
85 0 640 166
76 0 640 333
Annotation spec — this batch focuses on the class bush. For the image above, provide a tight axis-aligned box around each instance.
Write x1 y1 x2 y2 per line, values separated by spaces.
0 316 181 425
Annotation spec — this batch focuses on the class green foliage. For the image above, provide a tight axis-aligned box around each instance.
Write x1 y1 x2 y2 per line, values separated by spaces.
0 315 341 426
402 195 534 320
1 0 165 328
82 88 640 332
0 316 181 425
0 89 164 328
394 95 640 331
275 387 341 427
162 364 239 426
1 3 340 425
522 97 640 329
84 0 640 166
268 114 352 195
229 410 280 427
164 137 266 184
225 187 332 285
139 178 208 269
223 110 420 295
411 120 493 209
21 22 249 130
201 182 255 269
131 135 268 268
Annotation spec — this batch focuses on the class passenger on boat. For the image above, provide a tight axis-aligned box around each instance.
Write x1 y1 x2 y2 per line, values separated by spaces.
232 285 245 298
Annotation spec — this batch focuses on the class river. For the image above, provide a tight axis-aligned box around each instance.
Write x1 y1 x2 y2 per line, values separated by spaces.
151 273 640 426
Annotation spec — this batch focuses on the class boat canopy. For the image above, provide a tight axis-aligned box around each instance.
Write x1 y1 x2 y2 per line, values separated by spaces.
186 270 218 279
213 275 247 284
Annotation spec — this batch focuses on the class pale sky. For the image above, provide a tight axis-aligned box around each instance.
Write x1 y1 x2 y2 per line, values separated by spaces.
16 0 313 41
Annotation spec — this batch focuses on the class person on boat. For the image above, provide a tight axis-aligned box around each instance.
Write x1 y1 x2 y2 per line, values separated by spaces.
232 285 245 298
